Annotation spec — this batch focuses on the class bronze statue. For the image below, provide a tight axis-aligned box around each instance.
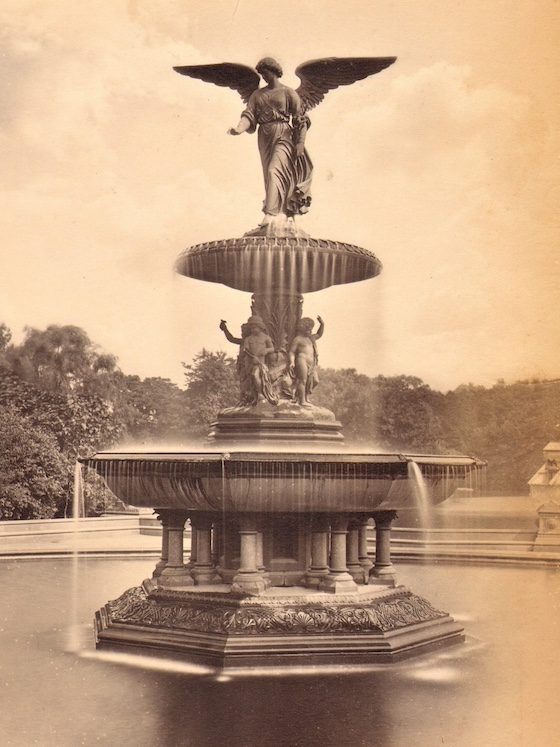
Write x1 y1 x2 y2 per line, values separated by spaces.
288 316 324 406
174 57 396 231
220 316 278 406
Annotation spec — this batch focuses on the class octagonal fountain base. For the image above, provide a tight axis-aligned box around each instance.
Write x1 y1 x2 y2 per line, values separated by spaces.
209 401 343 445
95 580 464 669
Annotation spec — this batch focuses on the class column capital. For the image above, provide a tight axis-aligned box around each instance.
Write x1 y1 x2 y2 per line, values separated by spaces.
372 510 398 529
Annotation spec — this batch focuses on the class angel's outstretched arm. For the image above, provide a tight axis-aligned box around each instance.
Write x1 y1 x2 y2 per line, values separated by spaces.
228 116 252 136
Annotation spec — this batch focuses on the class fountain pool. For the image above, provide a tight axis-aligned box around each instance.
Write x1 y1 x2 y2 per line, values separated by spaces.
1 557 558 746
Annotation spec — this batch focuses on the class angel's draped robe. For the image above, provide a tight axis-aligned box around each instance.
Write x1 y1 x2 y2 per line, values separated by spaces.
241 85 313 217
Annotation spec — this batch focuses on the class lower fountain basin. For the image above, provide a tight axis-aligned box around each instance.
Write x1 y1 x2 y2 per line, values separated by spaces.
82 451 483 513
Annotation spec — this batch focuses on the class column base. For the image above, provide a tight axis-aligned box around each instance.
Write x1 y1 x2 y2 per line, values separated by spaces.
347 563 367 584
191 566 222 585
231 571 268 596
304 569 329 589
369 565 397 587
158 566 195 588
151 559 167 579
320 572 358 593
359 558 374 576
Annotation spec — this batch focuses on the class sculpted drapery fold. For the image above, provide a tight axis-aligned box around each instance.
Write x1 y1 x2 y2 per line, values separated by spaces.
241 86 312 217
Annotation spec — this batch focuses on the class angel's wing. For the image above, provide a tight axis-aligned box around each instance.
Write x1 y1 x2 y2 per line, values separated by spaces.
173 63 260 104
295 57 397 113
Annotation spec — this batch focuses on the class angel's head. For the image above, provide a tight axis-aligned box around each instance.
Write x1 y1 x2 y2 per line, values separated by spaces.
256 57 283 81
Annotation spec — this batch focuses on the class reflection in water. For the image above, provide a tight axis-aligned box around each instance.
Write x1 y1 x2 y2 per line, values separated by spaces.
405 665 461 684
0 558 558 747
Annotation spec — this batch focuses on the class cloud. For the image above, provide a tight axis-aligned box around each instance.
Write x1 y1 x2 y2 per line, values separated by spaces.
1 6 558 391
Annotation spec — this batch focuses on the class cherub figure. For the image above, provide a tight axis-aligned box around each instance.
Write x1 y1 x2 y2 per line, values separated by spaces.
288 316 324 406
220 316 278 406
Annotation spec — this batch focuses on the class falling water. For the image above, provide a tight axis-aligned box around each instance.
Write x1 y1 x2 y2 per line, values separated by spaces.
67 461 85 652
73 461 85 520
407 460 433 529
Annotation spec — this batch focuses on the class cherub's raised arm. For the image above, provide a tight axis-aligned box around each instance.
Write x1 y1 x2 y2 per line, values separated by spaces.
313 316 324 340
219 320 242 345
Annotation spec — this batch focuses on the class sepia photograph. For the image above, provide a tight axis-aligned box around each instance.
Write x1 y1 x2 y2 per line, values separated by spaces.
1 2 559 745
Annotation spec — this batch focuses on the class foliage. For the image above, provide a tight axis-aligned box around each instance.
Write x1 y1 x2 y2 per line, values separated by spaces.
442 380 560 493
2 324 118 397
315 371 444 451
0 408 68 519
0 323 11 352
0 367 122 459
182 349 238 437
314 368 378 443
118 375 188 444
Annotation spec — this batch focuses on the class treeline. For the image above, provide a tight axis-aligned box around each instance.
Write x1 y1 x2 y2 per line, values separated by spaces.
0 323 558 520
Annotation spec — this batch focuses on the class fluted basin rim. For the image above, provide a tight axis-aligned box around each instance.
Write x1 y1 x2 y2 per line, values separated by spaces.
81 450 485 468
175 236 383 293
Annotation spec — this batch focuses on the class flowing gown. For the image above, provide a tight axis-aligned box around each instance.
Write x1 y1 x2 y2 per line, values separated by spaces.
241 85 313 217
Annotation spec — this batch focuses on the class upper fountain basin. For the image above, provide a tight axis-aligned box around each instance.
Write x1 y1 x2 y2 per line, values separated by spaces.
175 236 382 293
81 450 484 514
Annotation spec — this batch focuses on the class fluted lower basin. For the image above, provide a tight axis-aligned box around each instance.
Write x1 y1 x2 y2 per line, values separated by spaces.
175 236 382 293
82 451 483 513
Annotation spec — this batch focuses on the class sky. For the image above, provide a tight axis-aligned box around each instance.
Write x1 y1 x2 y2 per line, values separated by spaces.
1 0 559 392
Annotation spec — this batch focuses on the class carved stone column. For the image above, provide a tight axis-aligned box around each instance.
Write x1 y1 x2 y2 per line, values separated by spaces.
152 510 170 581
346 520 364 583
358 517 374 579
158 511 193 587
320 515 358 593
304 515 330 589
370 511 398 586
191 514 221 585
212 517 223 566
232 515 268 595
255 519 271 589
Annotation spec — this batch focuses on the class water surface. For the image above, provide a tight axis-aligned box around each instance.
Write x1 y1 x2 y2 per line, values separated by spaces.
1 558 558 746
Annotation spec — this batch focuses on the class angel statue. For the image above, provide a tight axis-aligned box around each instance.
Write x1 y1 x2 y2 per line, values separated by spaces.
174 56 396 234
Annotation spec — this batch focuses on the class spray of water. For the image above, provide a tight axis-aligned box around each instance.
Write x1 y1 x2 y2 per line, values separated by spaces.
407 460 433 529
67 462 85 652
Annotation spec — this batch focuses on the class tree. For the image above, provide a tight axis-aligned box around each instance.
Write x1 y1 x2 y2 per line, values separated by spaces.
119 375 189 443
372 375 445 452
0 367 122 459
2 324 118 397
0 323 11 352
443 379 560 493
314 368 378 443
182 349 238 437
0 408 68 519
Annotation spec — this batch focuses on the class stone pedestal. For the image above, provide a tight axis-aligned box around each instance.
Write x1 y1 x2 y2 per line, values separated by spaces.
191 515 221 585
358 517 374 578
347 521 365 583
304 516 330 589
158 511 194 588
152 511 170 580
370 511 398 586
321 516 359 593
232 516 269 595
534 501 560 551
96 582 464 669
